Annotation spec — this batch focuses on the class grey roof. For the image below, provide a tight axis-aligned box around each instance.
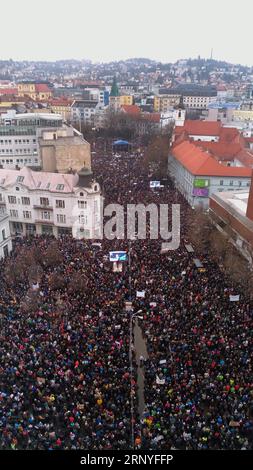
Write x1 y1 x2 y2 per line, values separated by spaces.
72 100 98 109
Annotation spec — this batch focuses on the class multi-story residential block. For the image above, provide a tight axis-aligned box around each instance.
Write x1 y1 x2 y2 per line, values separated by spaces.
0 110 91 172
50 98 73 121
0 211 12 259
71 100 100 127
0 166 102 239
182 87 217 110
154 91 181 112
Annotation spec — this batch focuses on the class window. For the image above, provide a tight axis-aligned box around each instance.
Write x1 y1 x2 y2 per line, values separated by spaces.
56 184 64 190
220 180 224 186
41 211 51 220
230 180 234 186
78 200 87 209
40 197 49 207
2 229 6 240
42 225 53 235
12 222 23 232
78 214 88 225
8 196 17 204
23 211 31 219
10 209 18 218
238 181 242 187
26 224 36 234
56 200 65 209
57 214 66 223
21 197 30 205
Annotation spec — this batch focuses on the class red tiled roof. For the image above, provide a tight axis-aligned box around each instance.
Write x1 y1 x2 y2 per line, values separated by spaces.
0 88 18 95
50 98 73 106
121 104 141 115
35 84 51 93
235 150 253 168
194 141 242 160
175 120 221 137
245 137 253 144
171 140 252 177
219 126 240 143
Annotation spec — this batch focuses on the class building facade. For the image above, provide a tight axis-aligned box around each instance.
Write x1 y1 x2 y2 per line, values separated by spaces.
17 82 52 101
71 100 100 126
0 110 90 172
168 140 252 208
50 99 73 121
210 190 253 263
0 167 102 239
0 211 12 259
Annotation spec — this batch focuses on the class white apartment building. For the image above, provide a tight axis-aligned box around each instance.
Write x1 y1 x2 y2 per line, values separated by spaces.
183 93 217 110
0 212 12 259
0 111 63 169
0 166 102 239
71 100 101 127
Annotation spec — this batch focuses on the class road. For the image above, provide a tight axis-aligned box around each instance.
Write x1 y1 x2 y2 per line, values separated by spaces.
134 319 148 417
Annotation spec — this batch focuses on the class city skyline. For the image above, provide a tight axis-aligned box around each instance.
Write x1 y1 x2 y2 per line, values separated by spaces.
1 0 252 67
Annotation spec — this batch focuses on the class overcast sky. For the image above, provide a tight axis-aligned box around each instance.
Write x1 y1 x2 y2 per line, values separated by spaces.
1 0 252 65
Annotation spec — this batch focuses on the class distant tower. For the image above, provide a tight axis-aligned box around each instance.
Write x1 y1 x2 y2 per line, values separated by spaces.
174 96 186 126
210 48 213 60
110 77 119 98
109 76 121 111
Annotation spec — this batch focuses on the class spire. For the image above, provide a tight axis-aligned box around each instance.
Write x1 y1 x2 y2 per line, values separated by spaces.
110 77 119 97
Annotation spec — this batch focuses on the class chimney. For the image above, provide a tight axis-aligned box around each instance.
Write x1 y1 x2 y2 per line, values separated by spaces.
246 170 253 221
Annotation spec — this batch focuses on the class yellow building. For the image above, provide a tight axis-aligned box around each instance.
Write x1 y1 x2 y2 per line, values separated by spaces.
119 95 133 106
154 94 181 112
232 109 253 121
50 100 73 121
0 97 26 108
18 83 37 100
18 83 52 101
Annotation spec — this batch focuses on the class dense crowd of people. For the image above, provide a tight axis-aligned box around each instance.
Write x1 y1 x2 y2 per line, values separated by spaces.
0 138 252 450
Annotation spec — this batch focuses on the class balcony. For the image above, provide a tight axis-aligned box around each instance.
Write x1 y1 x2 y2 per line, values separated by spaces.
35 219 54 225
33 205 53 210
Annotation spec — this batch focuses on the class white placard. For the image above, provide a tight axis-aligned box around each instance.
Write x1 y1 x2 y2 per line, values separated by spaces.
136 291 145 298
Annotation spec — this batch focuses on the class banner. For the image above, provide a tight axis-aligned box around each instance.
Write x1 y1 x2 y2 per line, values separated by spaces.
113 262 123 272
150 181 161 188
192 188 209 197
229 294 240 302
109 251 127 262
156 375 165 385
194 178 209 188
136 291 145 298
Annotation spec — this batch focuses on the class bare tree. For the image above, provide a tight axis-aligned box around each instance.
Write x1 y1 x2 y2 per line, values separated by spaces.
43 242 63 268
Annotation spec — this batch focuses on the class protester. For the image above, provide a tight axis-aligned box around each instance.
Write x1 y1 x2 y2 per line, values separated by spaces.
0 139 252 450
